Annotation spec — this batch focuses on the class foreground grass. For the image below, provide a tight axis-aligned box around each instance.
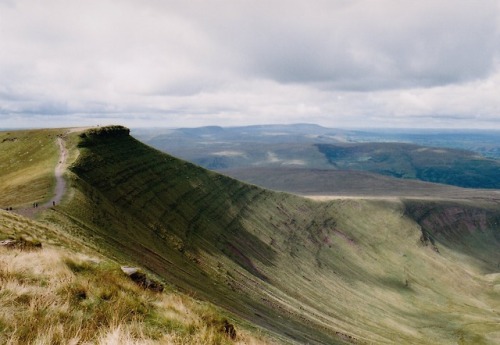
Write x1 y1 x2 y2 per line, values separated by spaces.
0 210 270 345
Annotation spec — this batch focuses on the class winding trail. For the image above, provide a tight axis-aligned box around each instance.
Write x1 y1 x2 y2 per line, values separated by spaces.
13 136 68 219
47 136 68 207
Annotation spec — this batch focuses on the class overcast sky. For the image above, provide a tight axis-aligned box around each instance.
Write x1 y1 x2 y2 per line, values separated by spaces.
1 0 500 129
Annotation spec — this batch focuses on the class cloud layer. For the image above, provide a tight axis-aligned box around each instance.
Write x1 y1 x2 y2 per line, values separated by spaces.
1 0 500 128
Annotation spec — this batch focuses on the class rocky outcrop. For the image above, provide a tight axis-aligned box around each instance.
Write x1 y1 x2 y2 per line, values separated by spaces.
221 319 237 340
120 266 164 292
78 126 130 147
0 238 42 250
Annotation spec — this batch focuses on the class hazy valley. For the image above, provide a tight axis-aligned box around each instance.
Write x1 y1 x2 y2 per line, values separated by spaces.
135 124 500 195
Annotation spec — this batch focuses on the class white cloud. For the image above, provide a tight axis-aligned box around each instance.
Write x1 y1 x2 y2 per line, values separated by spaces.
1 0 500 128
212 150 246 157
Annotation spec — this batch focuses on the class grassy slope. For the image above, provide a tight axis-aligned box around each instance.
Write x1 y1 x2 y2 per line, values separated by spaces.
44 127 500 344
0 129 270 345
0 129 62 207
0 210 268 345
51 128 331 344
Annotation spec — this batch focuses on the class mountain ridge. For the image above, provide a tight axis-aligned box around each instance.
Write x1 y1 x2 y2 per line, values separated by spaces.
2 126 500 344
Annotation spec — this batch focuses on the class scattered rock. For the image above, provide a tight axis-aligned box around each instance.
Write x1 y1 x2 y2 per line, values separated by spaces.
0 239 17 248
121 266 164 292
121 266 140 276
1 137 18 143
419 229 439 253
221 319 237 340
0 238 42 250
335 331 358 343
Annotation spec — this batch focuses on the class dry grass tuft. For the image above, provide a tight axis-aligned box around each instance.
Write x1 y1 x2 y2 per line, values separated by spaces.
0 213 270 345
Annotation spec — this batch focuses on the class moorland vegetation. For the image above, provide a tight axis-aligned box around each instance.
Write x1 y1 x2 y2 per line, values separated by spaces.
1 126 499 344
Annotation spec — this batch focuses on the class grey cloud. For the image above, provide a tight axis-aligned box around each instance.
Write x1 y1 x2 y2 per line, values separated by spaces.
1 0 500 129
178 0 499 90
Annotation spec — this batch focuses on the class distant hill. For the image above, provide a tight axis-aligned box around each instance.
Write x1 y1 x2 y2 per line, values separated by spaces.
134 123 500 160
316 142 500 189
219 166 500 199
347 128 500 159
2 126 500 344
134 124 500 190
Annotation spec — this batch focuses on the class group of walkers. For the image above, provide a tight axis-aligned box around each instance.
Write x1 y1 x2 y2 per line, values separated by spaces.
3 201 56 212
32 201 56 208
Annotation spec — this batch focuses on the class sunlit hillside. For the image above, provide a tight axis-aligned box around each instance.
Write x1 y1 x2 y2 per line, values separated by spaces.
0 129 61 207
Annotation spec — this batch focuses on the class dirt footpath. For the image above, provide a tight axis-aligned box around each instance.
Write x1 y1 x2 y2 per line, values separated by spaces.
13 136 68 219
47 137 67 207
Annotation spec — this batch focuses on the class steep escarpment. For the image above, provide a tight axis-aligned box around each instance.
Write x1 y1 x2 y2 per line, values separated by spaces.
59 127 339 344
47 126 500 344
404 200 500 272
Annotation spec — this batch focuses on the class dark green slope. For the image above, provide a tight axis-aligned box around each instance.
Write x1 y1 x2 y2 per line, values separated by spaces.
51 127 500 344
57 127 340 344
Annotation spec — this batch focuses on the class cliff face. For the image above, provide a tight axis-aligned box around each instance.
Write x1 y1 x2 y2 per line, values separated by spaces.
405 200 500 272
78 126 131 147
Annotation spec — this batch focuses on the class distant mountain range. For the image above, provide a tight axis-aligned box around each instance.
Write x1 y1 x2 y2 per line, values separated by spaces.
134 124 500 191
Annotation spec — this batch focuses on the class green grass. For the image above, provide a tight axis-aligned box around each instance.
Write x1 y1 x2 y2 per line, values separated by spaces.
0 129 64 208
2 126 500 344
